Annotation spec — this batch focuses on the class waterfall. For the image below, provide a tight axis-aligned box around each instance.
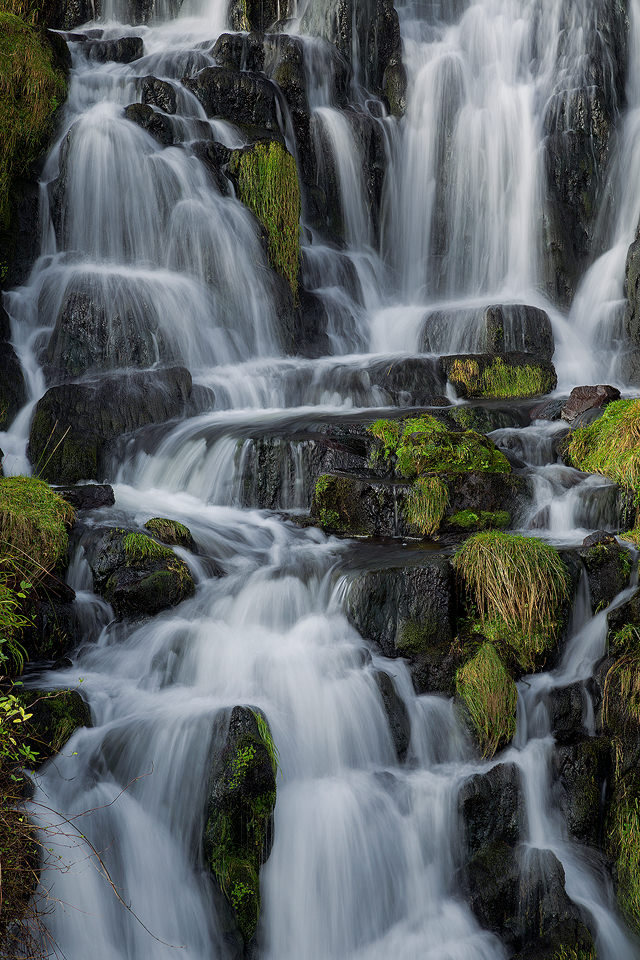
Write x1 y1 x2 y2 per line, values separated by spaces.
2 0 640 957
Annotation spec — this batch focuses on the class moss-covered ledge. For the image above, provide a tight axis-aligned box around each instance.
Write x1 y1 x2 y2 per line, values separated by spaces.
0 12 69 284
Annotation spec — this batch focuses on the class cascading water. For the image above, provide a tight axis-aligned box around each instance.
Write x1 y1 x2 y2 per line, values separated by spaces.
3 0 640 957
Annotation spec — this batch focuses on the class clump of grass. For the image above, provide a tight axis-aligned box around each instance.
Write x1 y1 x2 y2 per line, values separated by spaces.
122 533 173 565
0 476 74 584
565 400 640 505
0 13 67 252
551 949 596 960
453 531 568 670
252 711 279 776
404 476 449 536
456 642 517 757
447 356 556 399
230 140 301 301
603 653 640 728
368 414 510 478
609 786 640 933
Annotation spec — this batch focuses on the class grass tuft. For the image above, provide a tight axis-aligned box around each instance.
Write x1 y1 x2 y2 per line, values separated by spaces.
404 476 449 536
456 642 517 757
0 476 74 584
609 786 640 932
230 140 301 301
565 400 640 502
453 531 568 670
122 533 173 565
447 356 555 399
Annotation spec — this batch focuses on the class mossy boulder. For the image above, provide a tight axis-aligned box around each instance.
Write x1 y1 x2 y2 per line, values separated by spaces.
204 706 277 947
143 517 195 550
0 476 74 584
0 13 68 285
579 531 631 612
441 353 557 400
85 527 195 619
14 688 90 766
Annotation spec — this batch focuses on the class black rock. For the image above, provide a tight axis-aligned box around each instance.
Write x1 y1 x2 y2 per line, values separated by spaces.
212 32 265 72
140 76 178 113
374 670 411 762
554 737 611 846
579 535 631 612
183 67 280 133
547 682 586 744
0 340 27 430
459 763 524 857
124 102 174 145
54 483 115 511
86 36 143 63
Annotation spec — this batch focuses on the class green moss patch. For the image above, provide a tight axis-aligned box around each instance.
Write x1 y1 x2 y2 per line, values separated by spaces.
14 688 90 764
0 476 74 584
447 509 510 531
368 414 510 479
312 474 368 535
608 780 640 933
454 531 569 671
445 355 556 399
122 532 173 565
229 140 301 300
456 642 517 757
0 12 67 271
143 517 194 549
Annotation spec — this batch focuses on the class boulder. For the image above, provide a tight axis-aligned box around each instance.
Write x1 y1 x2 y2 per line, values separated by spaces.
374 670 410 761
28 366 192 484
84 526 195 619
228 0 290 32
139 75 177 114
85 36 143 63
212 32 265 72
24 595 81 664
14 688 91 766
124 102 174 144
0 340 27 430
554 737 611 846
625 231 640 349
183 67 280 133
347 558 458 695
561 385 621 423
204 706 277 947
143 517 195 550
54 483 115 511
579 531 631 612
421 304 554 361
459 763 523 857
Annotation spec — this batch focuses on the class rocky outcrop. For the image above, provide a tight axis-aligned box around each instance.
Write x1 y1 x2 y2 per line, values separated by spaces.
0 308 27 430
124 102 175 144
28 366 193 483
459 763 523 857
83 526 195 618
579 531 631 612
204 706 277 949
183 67 281 134
554 737 611 846
421 304 554 361
561 385 621 423
84 36 143 63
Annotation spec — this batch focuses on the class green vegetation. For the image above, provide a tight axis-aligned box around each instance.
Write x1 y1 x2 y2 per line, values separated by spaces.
608 785 640 933
122 532 173 565
603 652 640 728
447 509 510 531
453 531 569 670
564 401 640 532
143 517 193 548
404 476 449 536
446 356 555 399
368 414 510 478
312 474 365 535
0 476 74 584
456 642 517 758
252 710 279 776
551 948 596 960
230 140 301 300
0 12 67 274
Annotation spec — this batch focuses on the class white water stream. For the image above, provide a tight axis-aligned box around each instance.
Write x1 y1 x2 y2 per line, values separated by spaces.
2 0 640 957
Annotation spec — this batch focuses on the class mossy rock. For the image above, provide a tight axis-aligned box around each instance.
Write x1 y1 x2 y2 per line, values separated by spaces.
441 353 557 400
14 688 90 766
606 771 640 935
143 517 195 550
86 527 195 619
446 509 511 532
228 140 301 300
0 13 68 282
0 476 74 584
579 532 632 612
204 706 277 946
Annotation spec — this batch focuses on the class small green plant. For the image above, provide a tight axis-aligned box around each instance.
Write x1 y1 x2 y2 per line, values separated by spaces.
609 786 640 933
122 533 173 565
230 140 301 300
404 476 449 536
448 509 510 530
551 948 596 960
453 531 568 669
252 711 279 776
456 642 517 758
603 653 640 727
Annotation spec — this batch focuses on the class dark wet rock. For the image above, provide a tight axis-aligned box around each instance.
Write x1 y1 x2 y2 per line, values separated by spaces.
530 398 566 421
43 279 170 382
579 533 631 612
547 682 586 744
84 526 195 619
28 366 193 484
554 737 611 846
24 596 81 663
607 586 640 642
0 340 27 431
374 670 410 762
382 56 406 116
464 843 594 956
54 483 115 511
459 763 523 857
421 304 554 360
228 0 289 32
204 706 276 947
14 688 91 766
124 102 174 144
347 558 459 695
46 0 102 29
183 67 280 132
191 140 232 194
140 76 177 114
625 231 640 350
212 32 265 72
85 36 143 63
561 384 621 423
289 289 331 358
441 353 557 400
365 356 446 406
446 472 526 519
